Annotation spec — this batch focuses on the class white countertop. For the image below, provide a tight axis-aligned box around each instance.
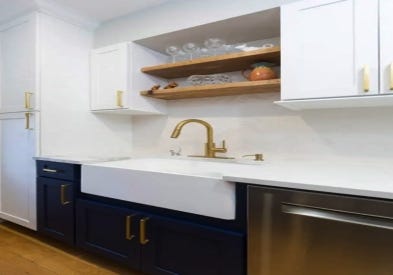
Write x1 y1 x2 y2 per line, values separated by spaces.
222 157 393 200
79 156 393 219
83 156 393 200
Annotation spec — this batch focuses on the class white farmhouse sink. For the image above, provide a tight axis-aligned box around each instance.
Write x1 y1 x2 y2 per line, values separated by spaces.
81 158 238 219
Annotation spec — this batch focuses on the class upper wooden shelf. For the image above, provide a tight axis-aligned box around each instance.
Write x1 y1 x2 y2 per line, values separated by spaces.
141 47 281 78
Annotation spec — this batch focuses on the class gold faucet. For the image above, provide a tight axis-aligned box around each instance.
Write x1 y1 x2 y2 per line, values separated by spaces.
170 119 228 158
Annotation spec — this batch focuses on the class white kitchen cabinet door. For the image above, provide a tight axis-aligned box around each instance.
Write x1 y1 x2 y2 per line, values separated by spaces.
380 0 393 94
281 0 379 100
90 43 128 110
90 42 167 115
0 112 37 230
0 14 37 113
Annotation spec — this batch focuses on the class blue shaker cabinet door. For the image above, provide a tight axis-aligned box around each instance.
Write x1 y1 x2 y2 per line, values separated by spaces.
37 177 74 245
76 199 141 269
141 215 246 275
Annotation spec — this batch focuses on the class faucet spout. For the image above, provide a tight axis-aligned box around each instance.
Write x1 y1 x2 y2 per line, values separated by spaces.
170 119 226 158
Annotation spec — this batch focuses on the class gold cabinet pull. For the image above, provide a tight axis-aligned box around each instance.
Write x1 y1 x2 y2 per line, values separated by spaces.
24 113 32 130
125 215 135 240
139 217 150 245
363 65 370 92
24 92 33 109
116 90 124 107
60 184 71 205
389 62 393 91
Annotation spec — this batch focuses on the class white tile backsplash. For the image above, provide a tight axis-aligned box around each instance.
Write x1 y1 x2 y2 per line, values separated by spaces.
132 93 393 162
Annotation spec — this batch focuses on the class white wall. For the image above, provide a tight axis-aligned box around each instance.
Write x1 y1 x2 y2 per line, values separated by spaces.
39 13 133 158
95 0 296 47
131 94 393 161
94 0 393 162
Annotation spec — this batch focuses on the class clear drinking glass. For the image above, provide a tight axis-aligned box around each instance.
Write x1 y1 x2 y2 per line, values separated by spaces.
204 38 226 56
165 45 181 63
182 42 200 60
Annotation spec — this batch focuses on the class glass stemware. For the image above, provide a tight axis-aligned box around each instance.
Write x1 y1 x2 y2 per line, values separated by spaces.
182 42 200 60
165 45 181 63
204 38 226 56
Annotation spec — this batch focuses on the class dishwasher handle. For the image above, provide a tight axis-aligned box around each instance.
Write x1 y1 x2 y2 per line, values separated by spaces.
282 203 393 231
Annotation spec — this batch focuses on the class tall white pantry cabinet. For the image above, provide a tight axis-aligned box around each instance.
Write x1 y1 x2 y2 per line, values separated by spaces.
0 14 39 229
0 11 95 230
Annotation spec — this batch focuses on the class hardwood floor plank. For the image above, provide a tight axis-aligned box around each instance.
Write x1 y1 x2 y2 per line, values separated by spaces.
0 222 143 275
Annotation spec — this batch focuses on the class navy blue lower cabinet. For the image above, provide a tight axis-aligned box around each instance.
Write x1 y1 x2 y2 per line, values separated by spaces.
141 215 245 275
76 199 245 275
36 160 80 245
76 199 141 269
37 177 75 245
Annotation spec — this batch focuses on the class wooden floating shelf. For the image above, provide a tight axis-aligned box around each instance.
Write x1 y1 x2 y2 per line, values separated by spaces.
140 79 280 100
141 47 281 78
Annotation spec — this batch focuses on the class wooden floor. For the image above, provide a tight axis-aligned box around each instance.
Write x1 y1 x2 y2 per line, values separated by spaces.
0 221 143 274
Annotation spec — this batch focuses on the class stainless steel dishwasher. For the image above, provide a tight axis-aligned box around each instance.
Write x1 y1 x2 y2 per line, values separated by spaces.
248 186 393 275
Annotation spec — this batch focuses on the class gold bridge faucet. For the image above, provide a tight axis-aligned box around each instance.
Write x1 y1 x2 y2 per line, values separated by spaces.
170 119 227 158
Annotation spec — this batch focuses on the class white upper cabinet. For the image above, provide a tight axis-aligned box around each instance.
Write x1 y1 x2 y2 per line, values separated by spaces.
379 0 393 94
0 14 37 113
0 112 37 230
281 0 379 100
90 42 167 115
91 43 128 110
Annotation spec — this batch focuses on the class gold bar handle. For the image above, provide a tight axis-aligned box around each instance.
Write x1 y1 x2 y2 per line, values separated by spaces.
389 62 393 91
24 113 32 130
125 215 135 240
363 65 370 92
24 92 33 109
139 217 150 245
60 184 71 205
116 90 124 107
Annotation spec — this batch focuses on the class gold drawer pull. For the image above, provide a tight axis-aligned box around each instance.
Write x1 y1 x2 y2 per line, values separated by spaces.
363 65 370 92
60 184 71 205
24 92 33 109
24 113 32 130
125 215 135 240
139 217 150 245
389 62 393 91
116 90 124 107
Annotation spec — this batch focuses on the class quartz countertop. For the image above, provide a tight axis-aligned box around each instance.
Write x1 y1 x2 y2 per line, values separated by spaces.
222 157 393 200
83 155 393 200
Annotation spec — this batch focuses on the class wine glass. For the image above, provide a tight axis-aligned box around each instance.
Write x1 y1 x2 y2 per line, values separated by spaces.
204 38 226 56
165 45 180 63
182 42 200 60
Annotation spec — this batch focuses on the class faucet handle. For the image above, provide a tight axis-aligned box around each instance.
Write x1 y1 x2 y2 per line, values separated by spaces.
221 140 226 149
242 154 264 161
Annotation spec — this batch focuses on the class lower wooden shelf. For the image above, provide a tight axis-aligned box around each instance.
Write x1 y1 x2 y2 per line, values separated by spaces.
140 79 280 100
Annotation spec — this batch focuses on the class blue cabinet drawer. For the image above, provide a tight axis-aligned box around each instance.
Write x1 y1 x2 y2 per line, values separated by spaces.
37 160 80 181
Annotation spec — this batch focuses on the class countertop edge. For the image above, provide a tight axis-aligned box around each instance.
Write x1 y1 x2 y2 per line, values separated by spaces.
223 176 393 200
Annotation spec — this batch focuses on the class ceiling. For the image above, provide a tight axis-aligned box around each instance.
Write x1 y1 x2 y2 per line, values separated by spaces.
0 0 171 25
52 0 171 22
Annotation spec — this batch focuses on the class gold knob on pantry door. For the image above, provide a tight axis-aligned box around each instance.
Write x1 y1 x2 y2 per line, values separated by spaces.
363 65 370 92
24 113 32 130
24 92 33 109
116 90 124 107
389 62 393 91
